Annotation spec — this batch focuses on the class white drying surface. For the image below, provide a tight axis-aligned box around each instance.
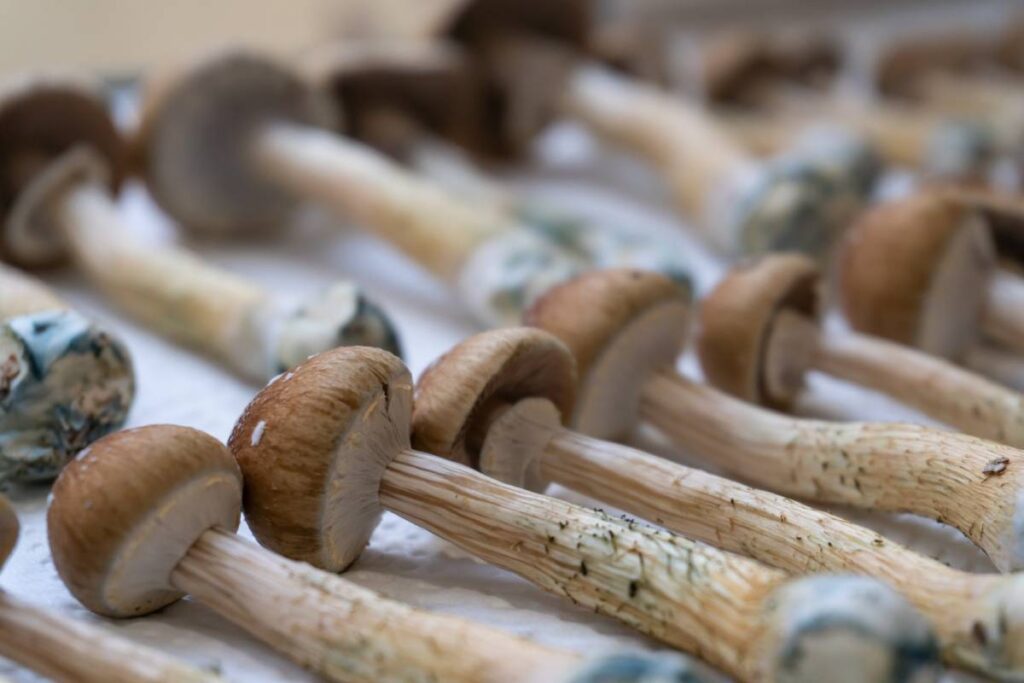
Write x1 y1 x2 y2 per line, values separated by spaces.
0 123 1010 682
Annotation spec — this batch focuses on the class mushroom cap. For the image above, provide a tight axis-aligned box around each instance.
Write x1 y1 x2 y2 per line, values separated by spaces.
525 269 690 441
839 192 995 359
0 75 124 268
229 346 411 572
701 30 839 108
0 495 18 571
47 425 242 618
765 575 939 683
135 49 334 237
303 41 485 158
412 327 575 468
697 254 820 410
270 282 402 379
439 0 591 50
0 309 135 484
435 0 592 158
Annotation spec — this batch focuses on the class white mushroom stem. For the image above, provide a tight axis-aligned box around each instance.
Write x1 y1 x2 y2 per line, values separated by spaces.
252 122 512 281
171 527 578 683
517 415 1012 671
53 180 277 382
0 589 219 683
378 448 793 680
639 370 1024 571
562 65 753 246
983 268 1024 357
770 309 1024 446
0 263 65 318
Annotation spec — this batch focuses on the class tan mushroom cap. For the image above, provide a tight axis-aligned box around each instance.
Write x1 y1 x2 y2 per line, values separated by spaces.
47 425 241 618
0 495 18 571
525 269 690 441
839 191 995 360
135 49 334 237
229 346 411 573
0 75 124 268
302 41 484 157
412 327 575 468
697 254 820 410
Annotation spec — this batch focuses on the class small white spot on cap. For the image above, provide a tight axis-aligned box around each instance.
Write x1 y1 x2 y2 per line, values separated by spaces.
251 420 266 447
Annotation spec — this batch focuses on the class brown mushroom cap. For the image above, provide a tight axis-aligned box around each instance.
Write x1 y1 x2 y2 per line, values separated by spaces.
697 254 820 410
839 192 995 360
302 41 484 158
701 30 839 108
412 327 575 470
0 495 18 571
0 75 124 268
228 346 411 573
47 425 241 618
525 269 690 441
135 49 334 237
440 0 591 50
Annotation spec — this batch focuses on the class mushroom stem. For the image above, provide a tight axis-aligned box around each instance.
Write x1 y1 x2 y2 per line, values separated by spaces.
378 447 792 679
0 262 64 318
772 309 1024 446
983 268 1024 356
54 180 272 381
171 527 577 683
0 589 219 683
563 64 751 246
640 370 1024 572
252 121 510 281
535 422 1019 676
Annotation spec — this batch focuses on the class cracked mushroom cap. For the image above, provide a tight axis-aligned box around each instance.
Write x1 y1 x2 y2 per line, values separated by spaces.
525 269 690 441
0 75 125 268
0 495 17 572
698 254 820 410
303 41 484 158
135 49 334 237
839 191 995 360
412 327 575 479
229 346 411 572
47 425 242 618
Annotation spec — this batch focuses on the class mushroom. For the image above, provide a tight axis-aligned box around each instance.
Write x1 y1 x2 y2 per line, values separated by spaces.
303 40 694 305
45 424 699 683
699 252 1024 447
230 344 939 682
414 325 1024 679
427 0 871 259
0 74 399 383
840 190 1024 362
0 495 222 682
0 262 133 483
526 268 1024 575
137 48 689 327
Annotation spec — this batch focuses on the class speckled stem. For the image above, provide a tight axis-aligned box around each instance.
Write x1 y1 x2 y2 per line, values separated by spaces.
0 263 64 318
640 371 1024 573
379 448 789 680
776 310 1024 447
171 528 578 683
253 122 511 281
562 65 751 242
0 590 219 682
540 427 1018 677
984 269 1024 357
54 181 273 381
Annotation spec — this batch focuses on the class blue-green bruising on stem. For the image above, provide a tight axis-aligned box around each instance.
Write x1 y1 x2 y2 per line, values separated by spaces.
0 310 134 484
569 652 726 683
